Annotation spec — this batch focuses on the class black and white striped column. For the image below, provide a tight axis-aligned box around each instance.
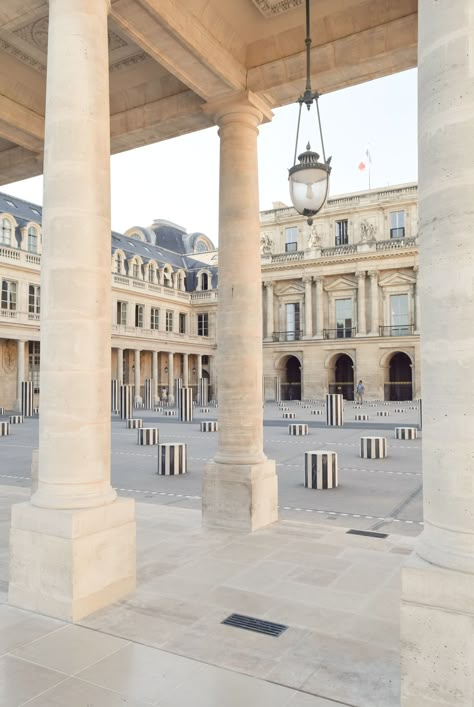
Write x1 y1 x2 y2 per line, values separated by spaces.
355 414 369 421
0 422 9 436
289 424 308 435
21 381 33 417
360 436 387 458
180 387 193 422
200 421 218 432
144 378 153 410
199 378 208 406
10 415 23 424
126 418 143 429
377 411 390 417
157 443 187 475
283 412 296 419
305 451 338 489
174 378 183 410
111 379 119 413
326 394 344 426
164 410 176 416
137 428 159 445
395 427 418 440
0 407 4 414
119 384 133 420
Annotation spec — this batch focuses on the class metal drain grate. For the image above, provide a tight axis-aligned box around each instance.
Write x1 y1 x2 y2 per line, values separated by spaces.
222 613 288 637
347 529 388 539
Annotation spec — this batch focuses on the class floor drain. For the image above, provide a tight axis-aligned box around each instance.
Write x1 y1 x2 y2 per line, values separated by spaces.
222 613 288 637
347 529 388 539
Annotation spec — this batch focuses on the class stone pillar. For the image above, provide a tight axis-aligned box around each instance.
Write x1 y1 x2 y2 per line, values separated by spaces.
134 349 142 405
401 3 474 705
196 354 202 382
167 352 175 405
183 353 189 387
368 271 379 335
14 339 26 412
152 350 159 403
264 281 274 341
356 272 366 335
315 277 324 338
117 347 124 384
9 0 135 622
303 276 313 339
202 91 278 531
413 265 420 333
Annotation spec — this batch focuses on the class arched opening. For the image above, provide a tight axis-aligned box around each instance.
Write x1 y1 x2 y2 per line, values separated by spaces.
280 355 301 400
329 353 354 400
201 272 209 290
386 352 413 401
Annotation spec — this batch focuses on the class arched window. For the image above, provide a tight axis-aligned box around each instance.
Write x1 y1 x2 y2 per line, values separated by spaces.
201 273 209 291
163 266 173 288
27 226 38 253
116 253 123 274
0 218 12 246
148 265 155 283
133 261 140 279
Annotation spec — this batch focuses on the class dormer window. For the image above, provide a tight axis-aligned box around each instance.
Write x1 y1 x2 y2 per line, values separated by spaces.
133 262 140 279
116 253 123 274
201 273 209 291
1 218 12 246
27 226 38 253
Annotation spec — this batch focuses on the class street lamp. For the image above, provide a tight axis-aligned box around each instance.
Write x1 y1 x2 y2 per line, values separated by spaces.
288 0 331 225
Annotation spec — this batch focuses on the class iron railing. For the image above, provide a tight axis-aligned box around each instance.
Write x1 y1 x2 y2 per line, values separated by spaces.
323 327 356 340
272 330 303 342
379 325 415 337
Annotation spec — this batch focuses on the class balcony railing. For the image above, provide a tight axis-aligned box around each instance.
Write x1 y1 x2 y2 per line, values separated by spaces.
379 325 415 337
272 330 303 342
376 236 417 251
323 327 356 340
271 251 304 263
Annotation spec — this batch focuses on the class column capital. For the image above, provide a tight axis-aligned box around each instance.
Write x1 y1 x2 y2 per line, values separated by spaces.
413 264 419 275
264 280 273 288
302 275 313 284
315 276 324 286
368 270 379 280
356 271 367 281
202 90 273 127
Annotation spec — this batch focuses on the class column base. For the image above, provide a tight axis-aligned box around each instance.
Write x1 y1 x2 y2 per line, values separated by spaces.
202 459 278 532
9 497 136 622
401 553 474 706
312 333 323 340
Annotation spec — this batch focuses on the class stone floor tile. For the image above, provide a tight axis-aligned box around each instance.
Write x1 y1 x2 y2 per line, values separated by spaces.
0 604 64 656
284 691 351 706
15 676 154 707
0 655 66 707
12 624 129 675
223 560 296 593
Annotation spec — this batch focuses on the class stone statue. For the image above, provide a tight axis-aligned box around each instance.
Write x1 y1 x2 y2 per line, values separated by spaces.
360 219 377 242
260 232 273 255
307 223 321 248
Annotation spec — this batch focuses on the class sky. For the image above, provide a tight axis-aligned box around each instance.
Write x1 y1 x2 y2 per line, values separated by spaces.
3 68 417 244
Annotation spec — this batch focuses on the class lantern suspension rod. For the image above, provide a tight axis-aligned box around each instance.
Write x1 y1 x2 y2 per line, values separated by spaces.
305 0 311 95
293 102 303 166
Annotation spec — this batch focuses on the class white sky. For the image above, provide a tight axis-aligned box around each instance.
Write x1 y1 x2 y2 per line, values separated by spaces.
4 68 417 244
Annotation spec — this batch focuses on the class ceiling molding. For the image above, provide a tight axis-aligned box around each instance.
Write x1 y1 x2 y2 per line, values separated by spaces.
251 0 302 17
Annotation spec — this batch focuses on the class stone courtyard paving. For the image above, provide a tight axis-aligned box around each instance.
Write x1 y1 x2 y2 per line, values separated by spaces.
0 400 422 706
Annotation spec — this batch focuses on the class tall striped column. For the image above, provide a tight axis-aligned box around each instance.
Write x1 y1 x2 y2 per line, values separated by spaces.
180 387 193 422
144 379 153 410
21 381 33 417
174 378 183 410
199 378 209 406
326 394 344 426
111 379 119 413
119 384 133 420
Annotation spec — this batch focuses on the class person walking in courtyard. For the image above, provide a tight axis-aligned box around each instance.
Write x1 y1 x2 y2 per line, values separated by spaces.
356 380 365 404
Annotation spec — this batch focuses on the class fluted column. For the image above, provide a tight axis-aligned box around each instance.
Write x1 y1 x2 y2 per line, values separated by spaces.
401 3 474 704
202 91 277 531
14 339 26 412
264 281 274 341
368 271 379 335
356 271 366 335
183 353 189 387
315 277 324 338
167 352 175 404
117 348 124 384
9 0 135 622
152 350 158 403
303 276 313 339
134 349 141 404
413 265 420 333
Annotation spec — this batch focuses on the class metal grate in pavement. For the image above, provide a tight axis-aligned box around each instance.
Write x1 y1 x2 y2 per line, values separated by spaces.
347 529 388 539
222 613 288 637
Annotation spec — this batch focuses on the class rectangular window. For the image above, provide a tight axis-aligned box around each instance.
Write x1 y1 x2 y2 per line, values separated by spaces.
390 294 409 335
335 298 353 338
179 313 186 334
28 341 40 393
285 226 298 253
116 301 127 325
286 302 300 341
166 310 173 332
135 304 144 328
150 307 160 330
148 267 154 283
27 229 38 253
197 313 209 337
1 279 17 311
335 220 349 246
28 284 40 317
390 211 405 239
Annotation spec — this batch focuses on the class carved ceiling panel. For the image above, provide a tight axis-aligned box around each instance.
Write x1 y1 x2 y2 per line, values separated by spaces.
251 0 302 17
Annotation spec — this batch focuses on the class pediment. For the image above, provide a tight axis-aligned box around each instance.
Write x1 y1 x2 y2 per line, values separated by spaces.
276 283 305 296
379 272 416 287
324 276 356 292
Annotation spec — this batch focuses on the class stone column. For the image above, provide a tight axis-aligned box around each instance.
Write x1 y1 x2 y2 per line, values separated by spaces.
315 277 324 338
413 265 420 333
8 0 135 622
196 353 202 381
152 350 159 403
356 271 366 336
14 339 26 412
368 271 379 335
183 353 189 387
303 276 313 339
401 3 474 705
202 91 277 531
134 349 142 405
117 347 124 384
167 352 175 405
264 281 274 341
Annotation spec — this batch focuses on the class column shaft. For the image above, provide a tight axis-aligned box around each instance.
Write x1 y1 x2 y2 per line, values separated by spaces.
357 272 366 335
369 272 379 335
117 348 124 384
168 352 174 404
315 278 324 337
15 340 26 411
303 277 313 338
134 350 142 404
264 282 274 340
183 353 189 387
152 351 158 401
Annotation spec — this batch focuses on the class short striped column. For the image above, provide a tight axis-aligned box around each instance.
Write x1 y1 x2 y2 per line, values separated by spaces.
120 384 133 420
199 378 209 406
394 408 406 413
180 387 193 422
158 443 187 475
311 410 322 416
164 410 176 416
305 451 338 489
21 381 33 417
33 407 39 415
0 421 10 436
0 407 4 415
377 411 390 417
126 418 143 429
137 428 159 445
200 407 210 413
289 424 308 435
174 378 183 410
200 421 218 432
283 412 296 419
355 414 369 421
111 379 119 413
395 427 418 440
144 378 154 410
360 437 387 458
326 394 344 426
10 415 23 424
